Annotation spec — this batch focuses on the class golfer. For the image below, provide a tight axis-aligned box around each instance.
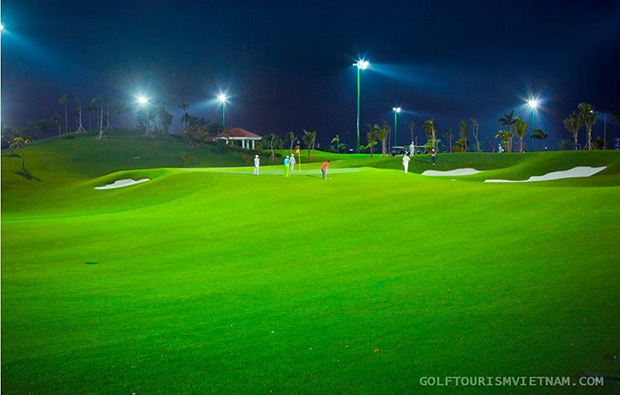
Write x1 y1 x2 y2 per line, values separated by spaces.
254 155 260 175
431 149 437 166
284 155 290 177
402 153 410 173
321 160 330 179
289 153 296 173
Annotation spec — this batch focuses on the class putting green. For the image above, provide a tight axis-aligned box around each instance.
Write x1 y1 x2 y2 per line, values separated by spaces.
2 131 619 394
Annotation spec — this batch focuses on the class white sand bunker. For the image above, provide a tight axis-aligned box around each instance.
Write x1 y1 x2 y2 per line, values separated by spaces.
485 166 606 183
422 168 483 176
95 178 150 190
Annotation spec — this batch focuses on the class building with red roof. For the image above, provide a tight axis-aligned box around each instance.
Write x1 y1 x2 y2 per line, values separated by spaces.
214 127 262 150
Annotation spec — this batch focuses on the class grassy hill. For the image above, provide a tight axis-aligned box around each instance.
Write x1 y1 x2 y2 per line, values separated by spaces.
2 132 620 394
280 149 620 179
1 129 252 183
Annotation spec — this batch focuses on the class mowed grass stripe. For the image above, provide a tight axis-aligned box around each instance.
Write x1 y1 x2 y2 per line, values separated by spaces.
2 135 620 394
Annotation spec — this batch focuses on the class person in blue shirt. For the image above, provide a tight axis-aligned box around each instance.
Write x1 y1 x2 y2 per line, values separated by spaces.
284 156 290 177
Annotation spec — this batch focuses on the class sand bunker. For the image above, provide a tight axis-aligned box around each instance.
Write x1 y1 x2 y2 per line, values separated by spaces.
485 166 606 183
422 168 483 176
95 178 150 190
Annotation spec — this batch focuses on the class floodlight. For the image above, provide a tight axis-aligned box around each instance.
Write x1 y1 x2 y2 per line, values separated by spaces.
355 60 369 70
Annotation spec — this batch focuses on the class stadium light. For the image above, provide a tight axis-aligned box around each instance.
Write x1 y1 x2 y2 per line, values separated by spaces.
526 97 540 142
138 96 151 136
218 93 228 127
354 59 370 152
393 107 402 146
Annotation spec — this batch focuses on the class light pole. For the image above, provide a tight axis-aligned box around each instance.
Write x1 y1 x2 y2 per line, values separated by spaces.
354 59 369 153
527 98 539 151
138 96 151 137
218 93 228 127
392 107 401 147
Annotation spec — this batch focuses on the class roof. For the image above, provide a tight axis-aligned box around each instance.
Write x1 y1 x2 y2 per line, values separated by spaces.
215 127 262 139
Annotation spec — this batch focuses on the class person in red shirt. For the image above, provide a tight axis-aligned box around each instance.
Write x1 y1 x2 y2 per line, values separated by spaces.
321 160 330 179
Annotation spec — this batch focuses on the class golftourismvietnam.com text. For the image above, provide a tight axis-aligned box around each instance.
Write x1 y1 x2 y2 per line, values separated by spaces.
419 376 604 387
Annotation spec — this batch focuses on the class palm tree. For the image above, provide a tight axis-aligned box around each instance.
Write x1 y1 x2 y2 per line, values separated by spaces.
92 96 107 139
578 103 597 150
513 116 529 152
498 110 517 151
154 106 173 134
70 107 80 129
372 123 389 157
365 125 378 158
2 125 19 154
104 102 112 131
443 129 454 152
423 119 437 152
309 131 317 155
75 97 87 133
408 121 415 144
331 134 340 153
262 133 282 162
381 122 392 156
563 112 582 150
31 119 51 137
114 103 126 129
284 131 296 153
9 137 29 171
496 130 513 152
498 110 516 130
50 114 62 137
179 102 190 133
471 118 480 152
531 128 548 150
59 93 71 134
85 102 96 130
302 130 317 157
459 120 469 152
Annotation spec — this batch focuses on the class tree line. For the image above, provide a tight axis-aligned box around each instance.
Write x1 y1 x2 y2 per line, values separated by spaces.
1 94 178 145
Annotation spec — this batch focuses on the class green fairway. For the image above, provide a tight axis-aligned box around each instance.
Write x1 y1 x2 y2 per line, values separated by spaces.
2 132 620 394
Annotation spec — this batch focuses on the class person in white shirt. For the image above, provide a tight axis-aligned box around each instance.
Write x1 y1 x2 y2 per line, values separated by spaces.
402 153 411 174
289 153 296 173
254 155 260 175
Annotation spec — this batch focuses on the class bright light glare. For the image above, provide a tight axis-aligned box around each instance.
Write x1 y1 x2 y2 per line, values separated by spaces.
138 96 148 104
218 93 228 103
527 98 539 109
355 60 370 70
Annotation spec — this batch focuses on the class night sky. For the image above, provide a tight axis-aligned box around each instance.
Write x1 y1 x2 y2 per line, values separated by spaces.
2 0 620 148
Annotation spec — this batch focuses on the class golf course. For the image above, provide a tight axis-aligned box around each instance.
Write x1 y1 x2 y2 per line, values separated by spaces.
2 130 620 394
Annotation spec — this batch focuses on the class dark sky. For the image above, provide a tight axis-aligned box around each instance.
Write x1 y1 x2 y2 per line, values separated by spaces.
2 0 620 148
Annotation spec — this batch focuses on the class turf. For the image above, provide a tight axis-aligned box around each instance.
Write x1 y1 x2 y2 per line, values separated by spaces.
2 133 620 394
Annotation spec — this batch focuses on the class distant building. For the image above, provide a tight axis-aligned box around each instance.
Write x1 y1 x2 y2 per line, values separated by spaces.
214 128 262 150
